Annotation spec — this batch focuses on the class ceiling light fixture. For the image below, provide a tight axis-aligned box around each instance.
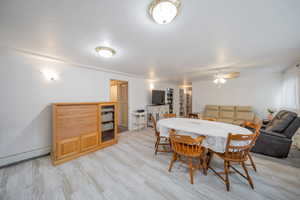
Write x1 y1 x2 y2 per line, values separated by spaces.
42 69 58 81
149 82 155 90
149 0 181 24
95 46 116 58
214 74 227 87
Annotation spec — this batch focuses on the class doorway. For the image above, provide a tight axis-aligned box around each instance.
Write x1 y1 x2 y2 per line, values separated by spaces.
110 80 128 133
179 86 192 117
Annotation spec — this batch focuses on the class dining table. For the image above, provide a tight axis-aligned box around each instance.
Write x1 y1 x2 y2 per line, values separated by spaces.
157 117 252 153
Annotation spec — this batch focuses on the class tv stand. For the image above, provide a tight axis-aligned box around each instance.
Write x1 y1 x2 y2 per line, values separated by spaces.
146 104 169 127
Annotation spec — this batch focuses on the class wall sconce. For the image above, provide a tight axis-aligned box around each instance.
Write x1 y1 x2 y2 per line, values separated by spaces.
42 70 58 81
149 82 154 90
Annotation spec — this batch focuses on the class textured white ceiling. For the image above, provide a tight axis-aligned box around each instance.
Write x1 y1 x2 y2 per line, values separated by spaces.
1 0 300 83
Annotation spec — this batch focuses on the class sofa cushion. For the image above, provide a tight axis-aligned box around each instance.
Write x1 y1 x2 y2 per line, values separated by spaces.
205 105 219 118
262 130 288 138
202 116 217 121
282 117 300 139
206 105 219 110
236 106 252 112
266 110 297 133
218 118 234 124
235 106 254 121
219 106 235 119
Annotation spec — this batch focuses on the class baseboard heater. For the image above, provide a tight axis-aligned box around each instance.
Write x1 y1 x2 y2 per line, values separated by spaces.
0 146 51 168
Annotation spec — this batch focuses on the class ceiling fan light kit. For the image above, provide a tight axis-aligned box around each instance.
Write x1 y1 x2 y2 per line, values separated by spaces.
213 72 240 87
214 75 227 85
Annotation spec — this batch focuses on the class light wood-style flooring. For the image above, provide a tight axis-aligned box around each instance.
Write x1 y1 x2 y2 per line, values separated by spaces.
1 128 300 200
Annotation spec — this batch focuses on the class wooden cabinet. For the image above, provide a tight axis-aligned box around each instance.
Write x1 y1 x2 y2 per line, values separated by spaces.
52 102 118 165
80 132 98 152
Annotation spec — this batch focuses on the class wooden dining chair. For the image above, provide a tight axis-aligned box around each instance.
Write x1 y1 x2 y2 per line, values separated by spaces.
188 113 199 119
168 130 206 184
242 121 261 172
207 132 258 191
151 115 172 155
243 121 261 132
163 113 176 118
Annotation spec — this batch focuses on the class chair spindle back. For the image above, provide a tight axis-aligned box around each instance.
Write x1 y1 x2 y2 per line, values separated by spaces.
224 133 257 161
169 130 205 156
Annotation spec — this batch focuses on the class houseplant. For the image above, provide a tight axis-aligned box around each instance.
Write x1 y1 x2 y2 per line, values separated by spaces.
267 108 276 120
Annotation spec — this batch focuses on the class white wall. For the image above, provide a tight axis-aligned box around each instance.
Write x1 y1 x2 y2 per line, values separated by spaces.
283 65 300 112
192 73 283 118
0 49 149 166
284 65 300 149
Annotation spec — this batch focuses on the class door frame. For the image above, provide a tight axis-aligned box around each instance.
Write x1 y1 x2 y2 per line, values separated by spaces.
109 79 129 130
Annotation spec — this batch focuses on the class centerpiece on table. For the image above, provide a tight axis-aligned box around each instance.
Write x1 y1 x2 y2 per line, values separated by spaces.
267 108 276 120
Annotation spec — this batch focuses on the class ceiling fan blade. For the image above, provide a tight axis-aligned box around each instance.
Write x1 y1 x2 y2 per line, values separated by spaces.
223 72 240 79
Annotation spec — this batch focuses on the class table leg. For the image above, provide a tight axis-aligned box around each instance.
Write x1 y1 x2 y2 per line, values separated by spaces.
206 150 214 171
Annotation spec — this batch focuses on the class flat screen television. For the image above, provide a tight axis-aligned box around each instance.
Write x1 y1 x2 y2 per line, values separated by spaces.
152 90 165 105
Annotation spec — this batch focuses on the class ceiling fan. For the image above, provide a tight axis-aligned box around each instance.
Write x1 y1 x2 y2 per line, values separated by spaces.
222 72 240 79
213 72 240 87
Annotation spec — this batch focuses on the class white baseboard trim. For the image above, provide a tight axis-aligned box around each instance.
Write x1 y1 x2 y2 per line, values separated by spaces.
0 146 51 168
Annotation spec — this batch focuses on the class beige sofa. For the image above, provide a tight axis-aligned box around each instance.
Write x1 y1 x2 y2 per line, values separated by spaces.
199 105 261 126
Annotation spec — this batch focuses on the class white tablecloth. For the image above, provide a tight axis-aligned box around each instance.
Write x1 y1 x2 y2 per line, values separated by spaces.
157 118 252 153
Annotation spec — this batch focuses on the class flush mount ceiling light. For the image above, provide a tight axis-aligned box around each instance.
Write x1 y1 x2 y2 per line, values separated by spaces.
42 69 59 81
149 0 181 24
95 46 116 58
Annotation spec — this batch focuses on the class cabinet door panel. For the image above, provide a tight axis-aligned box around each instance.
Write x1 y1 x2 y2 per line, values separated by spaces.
56 105 98 140
57 137 80 159
81 132 98 152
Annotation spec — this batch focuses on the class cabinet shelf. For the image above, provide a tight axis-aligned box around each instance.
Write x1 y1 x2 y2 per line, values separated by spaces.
102 128 114 132
101 129 115 142
101 110 114 113
102 120 114 124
